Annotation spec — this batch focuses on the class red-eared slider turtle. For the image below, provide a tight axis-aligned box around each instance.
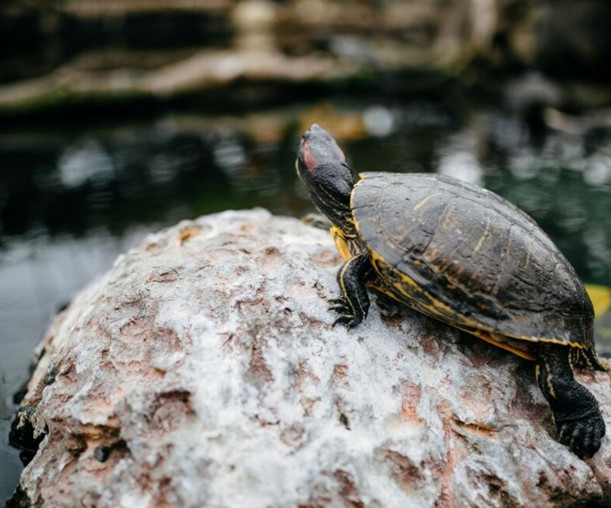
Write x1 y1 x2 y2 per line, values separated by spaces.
296 124 606 458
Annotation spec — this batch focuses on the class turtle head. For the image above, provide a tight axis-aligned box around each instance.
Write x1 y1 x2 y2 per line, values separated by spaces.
296 124 355 229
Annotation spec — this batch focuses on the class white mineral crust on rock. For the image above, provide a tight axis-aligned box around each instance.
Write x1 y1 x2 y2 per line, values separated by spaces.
15 209 611 507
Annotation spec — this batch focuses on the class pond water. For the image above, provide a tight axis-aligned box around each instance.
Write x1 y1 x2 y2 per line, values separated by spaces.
1 95 611 499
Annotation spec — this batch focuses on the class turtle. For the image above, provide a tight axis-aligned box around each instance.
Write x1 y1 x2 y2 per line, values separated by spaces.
295 123 606 458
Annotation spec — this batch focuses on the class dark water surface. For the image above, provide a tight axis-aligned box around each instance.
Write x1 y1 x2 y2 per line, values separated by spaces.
1 97 611 498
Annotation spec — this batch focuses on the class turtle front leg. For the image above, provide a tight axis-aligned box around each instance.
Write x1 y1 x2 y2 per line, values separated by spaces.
536 346 605 458
329 252 372 329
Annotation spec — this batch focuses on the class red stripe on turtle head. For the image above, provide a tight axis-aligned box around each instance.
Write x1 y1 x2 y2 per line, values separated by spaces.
301 142 318 174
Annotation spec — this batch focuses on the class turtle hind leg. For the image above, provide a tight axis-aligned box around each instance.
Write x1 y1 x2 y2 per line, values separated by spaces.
536 345 605 458
329 252 372 329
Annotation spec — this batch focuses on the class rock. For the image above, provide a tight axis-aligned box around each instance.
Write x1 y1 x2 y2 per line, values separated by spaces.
11 209 611 507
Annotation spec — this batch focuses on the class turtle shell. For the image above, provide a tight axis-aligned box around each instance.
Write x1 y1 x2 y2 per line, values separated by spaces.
351 172 594 350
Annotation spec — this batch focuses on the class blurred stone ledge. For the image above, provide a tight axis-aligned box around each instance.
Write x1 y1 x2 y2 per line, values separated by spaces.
7 209 611 507
0 48 357 116
1 0 611 117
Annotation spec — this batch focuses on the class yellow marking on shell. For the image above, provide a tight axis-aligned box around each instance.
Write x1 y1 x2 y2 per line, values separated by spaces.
473 217 491 255
535 364 541 382
331 226 352 261
440 202 455 229
371 284 402 303
375 250 478 324
425 247 438 262
350 180 587 357
585 283 611 318
413 193 438 211
367 249 587 356
466 329 536 361
524 249 531 268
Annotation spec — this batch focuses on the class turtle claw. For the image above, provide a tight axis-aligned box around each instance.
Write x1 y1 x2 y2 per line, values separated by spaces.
327 296 361 329
325 252 371 330
332 314 357 329
328 297 351 314
556 412 605 459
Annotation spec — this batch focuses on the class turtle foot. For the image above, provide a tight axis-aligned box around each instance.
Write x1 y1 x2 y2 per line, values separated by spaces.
327 297 362 329
537 346 606 459
555 409 605 459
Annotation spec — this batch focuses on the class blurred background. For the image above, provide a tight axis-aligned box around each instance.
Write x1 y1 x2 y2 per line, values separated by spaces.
2 0 611 498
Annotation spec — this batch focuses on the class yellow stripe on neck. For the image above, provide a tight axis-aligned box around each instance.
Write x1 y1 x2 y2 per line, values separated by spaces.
331 226 352 261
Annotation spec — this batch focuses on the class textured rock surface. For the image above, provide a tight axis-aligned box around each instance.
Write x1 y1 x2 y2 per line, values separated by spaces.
14 209 611 507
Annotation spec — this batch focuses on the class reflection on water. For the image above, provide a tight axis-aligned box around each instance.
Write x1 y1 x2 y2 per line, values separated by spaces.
479 114 611 285
1 99 610 500
58 140 115 188
437 130 485 185
0 121 301 243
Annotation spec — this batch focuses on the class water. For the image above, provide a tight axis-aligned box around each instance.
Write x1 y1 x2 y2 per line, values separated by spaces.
1 97 610 499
